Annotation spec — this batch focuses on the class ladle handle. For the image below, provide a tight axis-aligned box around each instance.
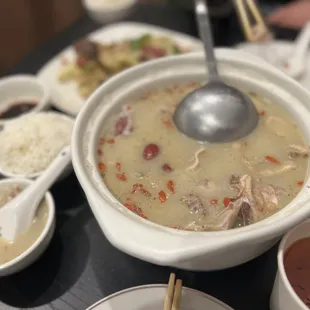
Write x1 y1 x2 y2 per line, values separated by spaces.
195 0 219 81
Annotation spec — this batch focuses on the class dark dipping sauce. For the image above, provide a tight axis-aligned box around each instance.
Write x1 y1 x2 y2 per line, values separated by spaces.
0 101 37 120
284 237 310 308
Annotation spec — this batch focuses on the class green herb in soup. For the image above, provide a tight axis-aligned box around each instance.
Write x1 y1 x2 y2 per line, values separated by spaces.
96 83 309 231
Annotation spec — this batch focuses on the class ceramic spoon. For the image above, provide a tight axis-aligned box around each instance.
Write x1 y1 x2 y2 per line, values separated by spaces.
0 146 71 242
281 21 310 79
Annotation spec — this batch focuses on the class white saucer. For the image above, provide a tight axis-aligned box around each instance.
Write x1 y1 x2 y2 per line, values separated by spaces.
236 41 310 91
86 284 234 310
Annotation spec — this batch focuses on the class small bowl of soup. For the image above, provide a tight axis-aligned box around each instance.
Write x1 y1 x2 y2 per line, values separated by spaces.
72 49 310 270
0 178 55 276
0 74 50 124
270 219 310 310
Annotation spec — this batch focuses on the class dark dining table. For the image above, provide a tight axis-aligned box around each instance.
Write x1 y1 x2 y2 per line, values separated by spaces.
0 3 299 310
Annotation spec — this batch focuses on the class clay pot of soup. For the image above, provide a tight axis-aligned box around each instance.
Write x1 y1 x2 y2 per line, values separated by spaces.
72 50 310 271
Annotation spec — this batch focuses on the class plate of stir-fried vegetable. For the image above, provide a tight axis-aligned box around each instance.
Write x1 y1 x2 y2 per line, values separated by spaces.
37 22 202 116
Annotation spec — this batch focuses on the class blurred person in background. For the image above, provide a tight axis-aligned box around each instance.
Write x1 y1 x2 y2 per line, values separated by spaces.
267 0 310 29
168 0 310 29
166 0 310 45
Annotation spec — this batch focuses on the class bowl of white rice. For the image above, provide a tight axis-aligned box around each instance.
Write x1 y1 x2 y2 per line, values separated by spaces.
0 111 74 179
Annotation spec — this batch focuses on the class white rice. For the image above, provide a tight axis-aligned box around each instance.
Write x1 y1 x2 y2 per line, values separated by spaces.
0 112 73 175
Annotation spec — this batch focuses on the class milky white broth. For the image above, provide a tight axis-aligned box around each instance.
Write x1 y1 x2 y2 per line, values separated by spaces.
0 184 48 264
97 82 309 231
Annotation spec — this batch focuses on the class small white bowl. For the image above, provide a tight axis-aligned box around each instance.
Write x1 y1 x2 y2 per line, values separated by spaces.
0 178 55 277
82 0 137 24
270 219 310 310
0 111 74 180
0 74 50 124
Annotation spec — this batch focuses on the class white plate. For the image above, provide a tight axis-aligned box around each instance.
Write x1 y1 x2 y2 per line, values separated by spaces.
86 284 234 310
37 22 203 116
235 41 310 91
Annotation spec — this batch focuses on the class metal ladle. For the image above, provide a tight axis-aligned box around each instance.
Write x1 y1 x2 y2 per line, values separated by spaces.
173 0 258 143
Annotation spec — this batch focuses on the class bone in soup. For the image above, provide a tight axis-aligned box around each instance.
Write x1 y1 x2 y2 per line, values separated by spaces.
97 83 309 231
0 183 48 264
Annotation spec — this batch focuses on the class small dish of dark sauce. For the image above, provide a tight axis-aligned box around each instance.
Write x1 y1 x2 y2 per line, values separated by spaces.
0 100 37 120
284 237 310 308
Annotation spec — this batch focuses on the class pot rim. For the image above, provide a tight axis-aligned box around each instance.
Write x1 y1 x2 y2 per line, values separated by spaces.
72 49 310 264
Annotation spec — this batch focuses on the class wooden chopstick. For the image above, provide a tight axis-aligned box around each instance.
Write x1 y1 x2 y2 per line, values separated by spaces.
172 279 182 310
164 273 175 310
163 273 183 310
234 0 273 42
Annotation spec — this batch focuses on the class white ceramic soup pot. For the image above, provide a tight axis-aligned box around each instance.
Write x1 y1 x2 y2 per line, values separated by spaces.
72 50 310 271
